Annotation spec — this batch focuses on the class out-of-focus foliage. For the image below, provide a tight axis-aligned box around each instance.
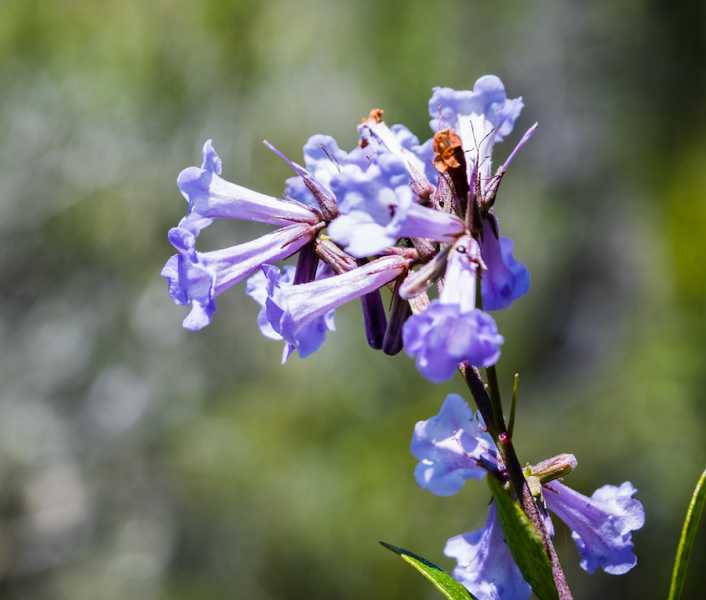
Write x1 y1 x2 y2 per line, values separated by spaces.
0 1 705 599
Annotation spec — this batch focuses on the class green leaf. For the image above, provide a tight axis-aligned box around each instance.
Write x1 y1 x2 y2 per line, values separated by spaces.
488 477 559 600
668 467 706 600
380 542 477 600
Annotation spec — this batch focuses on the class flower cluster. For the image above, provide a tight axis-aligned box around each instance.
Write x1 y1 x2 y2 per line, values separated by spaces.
412 394 645 600
162 75 532 378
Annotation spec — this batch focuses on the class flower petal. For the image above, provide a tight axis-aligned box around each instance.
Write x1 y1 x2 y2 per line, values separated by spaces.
247 264 336 360
177 140 320 236
479 219 530 311
265 255 409 350
445 503 532 600
428 77 523 193
162 223 315 330
284 134 372 209
544 481 645 575
329 159 464 257
403 301 503 382
411 394 494 496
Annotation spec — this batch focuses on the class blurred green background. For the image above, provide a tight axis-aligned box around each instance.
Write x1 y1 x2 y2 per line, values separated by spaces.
1 0 705 598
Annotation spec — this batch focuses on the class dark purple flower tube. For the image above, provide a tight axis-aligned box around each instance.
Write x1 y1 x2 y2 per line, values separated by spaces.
382 276 412 356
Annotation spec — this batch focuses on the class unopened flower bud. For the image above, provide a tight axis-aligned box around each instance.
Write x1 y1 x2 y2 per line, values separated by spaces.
383 276 413 355
527 453 578 485
316 237 358 274
399 243 452 300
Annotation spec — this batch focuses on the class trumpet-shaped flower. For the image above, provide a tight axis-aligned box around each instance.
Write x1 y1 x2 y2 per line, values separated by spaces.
161 223 317 330
403 237 503 382
411 394 495 496
264 255 411 354
358 118 438 190
328 153 465 257
413 396 645 600
284 134 371 209
177 140 320 237
429 76 524 192
479 219 530 311
246 264 336 362
445 504 532 600
544 481 645 575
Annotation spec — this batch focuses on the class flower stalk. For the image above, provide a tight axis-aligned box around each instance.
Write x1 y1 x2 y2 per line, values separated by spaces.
460 365 573 600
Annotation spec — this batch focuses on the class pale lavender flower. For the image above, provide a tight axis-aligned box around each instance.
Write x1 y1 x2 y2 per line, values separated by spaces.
429 76 524 193
328 154 464 257
246 264 335 362
479 219 530 311
413 397 644 599
411 394 495 496
358 118 438 190
403 237 503 382
544 481 645 575
445 503 532 600
264 255 411 353
284 134 371 209
161 223 317 330
176 140 320 237
426 78 533 312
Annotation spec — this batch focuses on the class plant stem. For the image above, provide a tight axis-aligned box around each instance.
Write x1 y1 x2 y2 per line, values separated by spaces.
507 373 519 440
460 364 573 600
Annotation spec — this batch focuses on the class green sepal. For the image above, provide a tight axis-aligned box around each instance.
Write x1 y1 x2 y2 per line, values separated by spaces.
379 542 477 600
487 477 559 600
668 467 706 600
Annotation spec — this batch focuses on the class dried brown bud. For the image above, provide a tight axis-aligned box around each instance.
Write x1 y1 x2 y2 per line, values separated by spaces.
365 108 384 123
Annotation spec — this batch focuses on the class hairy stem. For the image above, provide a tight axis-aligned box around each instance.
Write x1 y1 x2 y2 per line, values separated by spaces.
460 365 573 600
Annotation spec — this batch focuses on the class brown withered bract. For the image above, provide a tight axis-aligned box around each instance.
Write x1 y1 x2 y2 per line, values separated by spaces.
432 128 464 173
432 128 469 215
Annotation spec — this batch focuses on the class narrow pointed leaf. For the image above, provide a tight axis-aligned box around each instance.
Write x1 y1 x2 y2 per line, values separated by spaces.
668 467 706 600
380 542 477 600
488 477 559 600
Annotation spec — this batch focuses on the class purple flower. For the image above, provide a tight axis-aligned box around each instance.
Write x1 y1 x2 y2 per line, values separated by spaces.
403 303 503 382
246 264 336 362
328 154 465 257
358 118 438 190
264 255 410 353
413 397 645 599
445 503 532 600
479 219 530 311
402 237 503 382
543 481 645 575
176 140 320 237
161 223 317 330
284 134 372 209
411 394 495 496
429 76 523 194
